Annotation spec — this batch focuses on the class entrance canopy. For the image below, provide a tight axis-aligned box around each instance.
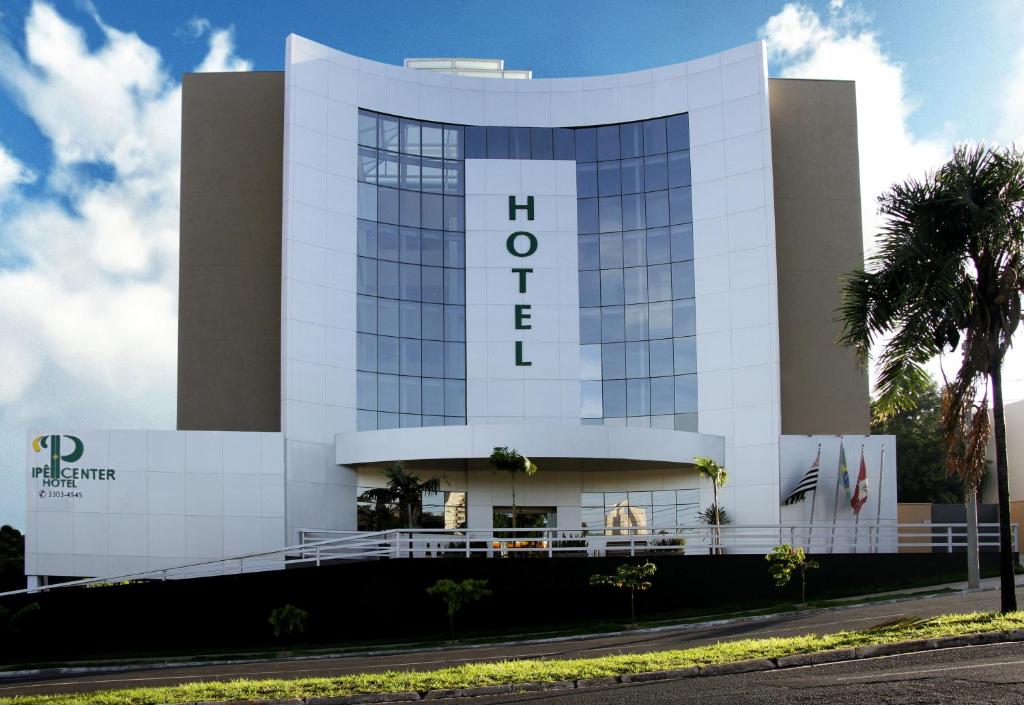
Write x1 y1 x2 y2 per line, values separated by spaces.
334 423 724 471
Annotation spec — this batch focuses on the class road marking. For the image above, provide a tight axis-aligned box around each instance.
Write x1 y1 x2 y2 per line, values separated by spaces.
833 657 1024 681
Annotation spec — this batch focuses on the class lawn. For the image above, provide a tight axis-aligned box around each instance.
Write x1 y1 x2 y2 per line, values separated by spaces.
3 611 1024 705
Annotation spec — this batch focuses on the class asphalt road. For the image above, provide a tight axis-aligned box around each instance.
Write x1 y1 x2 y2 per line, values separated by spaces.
3 584 1023 699
469 641 1024 704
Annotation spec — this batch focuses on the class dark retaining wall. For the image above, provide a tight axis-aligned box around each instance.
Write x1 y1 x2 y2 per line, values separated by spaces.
0 552 1004 662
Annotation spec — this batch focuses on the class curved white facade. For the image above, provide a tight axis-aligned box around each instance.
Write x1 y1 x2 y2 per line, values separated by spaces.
281 34 781 537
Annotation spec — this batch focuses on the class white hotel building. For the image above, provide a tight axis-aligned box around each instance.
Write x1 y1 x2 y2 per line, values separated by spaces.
23 36 896 586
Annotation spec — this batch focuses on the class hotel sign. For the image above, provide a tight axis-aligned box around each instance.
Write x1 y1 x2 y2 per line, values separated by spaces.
508 195 535 366
29 434 117 499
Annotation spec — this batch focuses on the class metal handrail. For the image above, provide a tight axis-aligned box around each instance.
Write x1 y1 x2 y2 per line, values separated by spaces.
5 522 1016 598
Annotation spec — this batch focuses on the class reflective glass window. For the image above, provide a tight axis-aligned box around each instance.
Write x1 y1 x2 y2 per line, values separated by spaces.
620 122 643 158
399 300 421 339
674 337 697 375
357 410 377 431
357 257 377 295
668 150 691 188
376 151 399 189
622 229 646 267
422 303 444 340
421 228 443 266
647 227 670 264
531 127 553 159
600 268 624 305
379 115 399 153
577 198 599 234
621 193 646 231
623 266 648 304
400 339 421 375
399 190 420 227
650 376 674 415
675 413 698 432
486 126 509 158
357 332 377 371
603 380 627 417
378 373 399 412
399 227 420 264
377 223 399 261
444 305 465 341
377 260 399 299
673 298 696 336
465 126 486 158
649 338 674 377
400 414 421 428
645 190 669 228
378 412 399 430
443 124 463 159
422 377 444 414
421 122 443 158
601 342 626 379
580 344 602 380
377 336 399 374
626 341 650 378
444 231 465 268
575 127 597 162
648 263 672 302
597 125 620 161
669 187 692 225
601 305 625 342
443 161 463 195
357 219 377 258
666 113 689 152
400 263 420 301
675 374 697 412
598 161 621 196
581 381 603 418
579 270 601 307
643 118 667 155
445 379 466 416
444 195 464 231
598 196 622 233
580 306 602 343
649 301 673 339
422 341 444 378
579 234 600 270
421 158 444 194
621 157 644 194
670 224 694 262
357 182 376 220
444 268 465 304
358 147 377 183
358 110 378 148
624 303 648 341
377 186 399 225
509 127 531 159
445 342 466 378
672 261 695 300
599 231 623 269
400 154 420 190
554 128 575 160
357 294 376 333
644 154 668 191
377 298 399 336
627 378 651 416
400 119 420 155
576 162 598 199
421 193 444 230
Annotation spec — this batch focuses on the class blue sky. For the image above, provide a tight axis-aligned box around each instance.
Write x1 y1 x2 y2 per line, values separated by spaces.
0 0 1022 530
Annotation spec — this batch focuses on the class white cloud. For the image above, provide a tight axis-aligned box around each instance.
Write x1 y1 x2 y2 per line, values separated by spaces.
0 3 251 529
761 4 950 248
760 4 1024 404
0 143 35 199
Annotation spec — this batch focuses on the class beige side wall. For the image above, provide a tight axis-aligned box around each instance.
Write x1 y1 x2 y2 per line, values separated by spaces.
768 78 870 435
177 72 284 432
897 502 932 553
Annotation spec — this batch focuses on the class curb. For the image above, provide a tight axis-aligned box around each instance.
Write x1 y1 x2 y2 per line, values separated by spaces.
0 584 989 683
181 629 1024 704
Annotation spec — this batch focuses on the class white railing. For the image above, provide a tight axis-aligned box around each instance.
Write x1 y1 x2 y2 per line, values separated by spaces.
3 522 1016 597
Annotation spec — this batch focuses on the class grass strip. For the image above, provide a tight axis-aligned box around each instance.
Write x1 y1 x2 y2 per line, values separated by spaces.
4 611 1024 705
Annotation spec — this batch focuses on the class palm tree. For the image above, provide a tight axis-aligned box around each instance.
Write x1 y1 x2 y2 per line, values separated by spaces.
358 463 441 529
839 144 1024 612
694 456 728 554
488 447 538 530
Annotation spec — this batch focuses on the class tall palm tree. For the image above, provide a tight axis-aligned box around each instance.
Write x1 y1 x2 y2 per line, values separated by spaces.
359 463 441 529
694 456 728 554
839 144 1024 612
488 447 538 530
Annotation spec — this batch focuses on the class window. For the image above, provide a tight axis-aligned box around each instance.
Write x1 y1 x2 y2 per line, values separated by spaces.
581 489 699 533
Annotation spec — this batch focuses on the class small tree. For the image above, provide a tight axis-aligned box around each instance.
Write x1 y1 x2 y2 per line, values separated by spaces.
268 604 308 648
766 544 819 605
488 447 538 529
589 562 657 626
426 578 491 640
694 457 728 554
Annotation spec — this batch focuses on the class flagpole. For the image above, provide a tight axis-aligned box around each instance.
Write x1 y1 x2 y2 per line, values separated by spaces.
875 444 885 553
807 444 820 551
830 440 842 554
853 444 864 553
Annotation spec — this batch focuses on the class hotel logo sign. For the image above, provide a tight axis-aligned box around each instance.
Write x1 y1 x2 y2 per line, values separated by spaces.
30 434 117 492
508 195 536 366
